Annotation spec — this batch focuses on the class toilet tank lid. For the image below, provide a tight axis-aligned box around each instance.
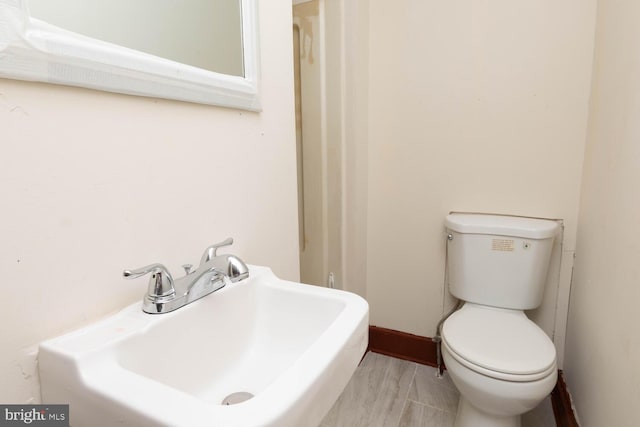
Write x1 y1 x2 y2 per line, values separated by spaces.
445 213 559 239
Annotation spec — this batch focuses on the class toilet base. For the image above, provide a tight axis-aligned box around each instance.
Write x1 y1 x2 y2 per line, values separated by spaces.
454 398 521 427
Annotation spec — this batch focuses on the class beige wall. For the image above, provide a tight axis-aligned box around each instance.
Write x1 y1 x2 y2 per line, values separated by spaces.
565 1 640 425
362 0 597 365
0 0 298 403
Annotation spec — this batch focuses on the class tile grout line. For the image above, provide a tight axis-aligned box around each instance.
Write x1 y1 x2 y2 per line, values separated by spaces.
406 397 455 415
393 362 418 427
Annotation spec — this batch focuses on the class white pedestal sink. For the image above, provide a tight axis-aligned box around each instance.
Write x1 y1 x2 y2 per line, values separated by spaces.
39 265 369 427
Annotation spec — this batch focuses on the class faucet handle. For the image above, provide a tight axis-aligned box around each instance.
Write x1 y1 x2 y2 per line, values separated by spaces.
123 263 175 298
200 237 234 266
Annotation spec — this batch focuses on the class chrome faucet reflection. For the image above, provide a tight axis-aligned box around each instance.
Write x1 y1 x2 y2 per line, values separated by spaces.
123 238 249 314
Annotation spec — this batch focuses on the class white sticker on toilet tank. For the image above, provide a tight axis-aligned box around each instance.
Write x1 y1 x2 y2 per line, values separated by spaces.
491 239 515 251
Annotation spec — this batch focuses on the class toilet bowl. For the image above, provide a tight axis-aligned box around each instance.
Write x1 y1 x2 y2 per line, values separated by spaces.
441 303 557 427
441 213 561 427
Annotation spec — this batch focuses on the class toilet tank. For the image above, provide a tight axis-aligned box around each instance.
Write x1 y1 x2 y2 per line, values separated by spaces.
445 213 559 310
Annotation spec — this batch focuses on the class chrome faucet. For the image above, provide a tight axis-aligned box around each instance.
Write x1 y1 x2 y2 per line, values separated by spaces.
123 238 249 314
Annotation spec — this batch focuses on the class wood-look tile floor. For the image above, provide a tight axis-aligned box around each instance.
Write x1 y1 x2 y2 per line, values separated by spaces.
321 352 556 427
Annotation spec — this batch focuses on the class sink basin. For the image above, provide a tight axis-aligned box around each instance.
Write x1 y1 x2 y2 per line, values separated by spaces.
39 265 368 427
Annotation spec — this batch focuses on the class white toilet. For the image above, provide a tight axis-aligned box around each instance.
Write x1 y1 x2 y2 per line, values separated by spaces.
441 213 559 427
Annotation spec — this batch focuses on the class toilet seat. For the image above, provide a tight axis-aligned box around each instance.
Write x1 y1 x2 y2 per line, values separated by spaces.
442 303 556 382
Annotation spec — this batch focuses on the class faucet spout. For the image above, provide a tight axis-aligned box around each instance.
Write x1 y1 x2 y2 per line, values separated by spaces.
180 265 228 297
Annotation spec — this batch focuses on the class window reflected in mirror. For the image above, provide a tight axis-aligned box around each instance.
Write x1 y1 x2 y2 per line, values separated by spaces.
27 0 244 76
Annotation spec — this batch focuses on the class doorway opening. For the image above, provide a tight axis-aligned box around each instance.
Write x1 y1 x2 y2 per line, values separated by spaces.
293 0 327 286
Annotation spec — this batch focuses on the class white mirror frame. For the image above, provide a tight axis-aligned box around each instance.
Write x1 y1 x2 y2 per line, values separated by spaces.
0 0 260 111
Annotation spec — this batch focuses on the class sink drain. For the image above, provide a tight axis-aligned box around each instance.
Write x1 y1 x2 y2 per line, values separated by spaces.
222 392 254 405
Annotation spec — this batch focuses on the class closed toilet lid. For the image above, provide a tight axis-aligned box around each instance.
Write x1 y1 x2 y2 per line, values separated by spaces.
442 304 556 378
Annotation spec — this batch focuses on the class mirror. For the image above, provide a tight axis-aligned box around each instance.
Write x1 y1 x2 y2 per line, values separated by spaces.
27 0 244 77
0 0 260 110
